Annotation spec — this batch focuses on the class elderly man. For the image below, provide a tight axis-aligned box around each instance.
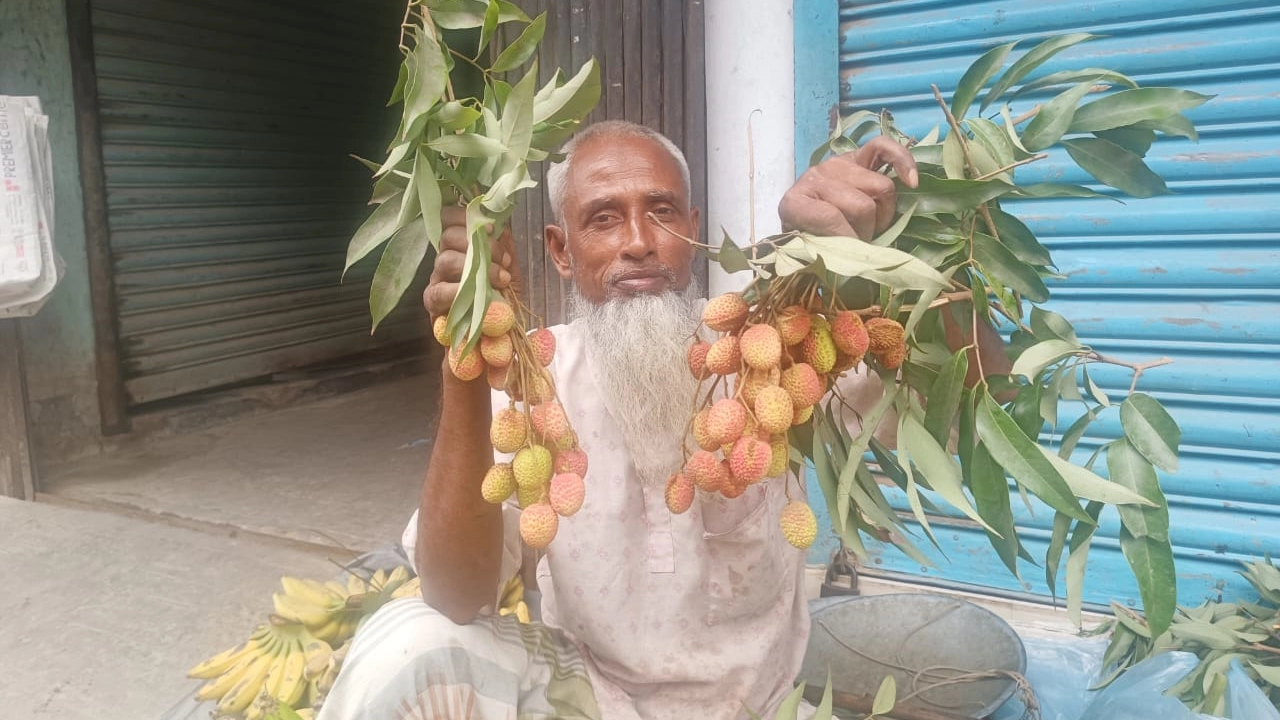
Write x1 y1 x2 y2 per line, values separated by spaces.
319 120 1005 720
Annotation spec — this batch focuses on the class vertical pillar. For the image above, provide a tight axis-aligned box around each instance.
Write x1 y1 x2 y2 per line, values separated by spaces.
0 320 36 499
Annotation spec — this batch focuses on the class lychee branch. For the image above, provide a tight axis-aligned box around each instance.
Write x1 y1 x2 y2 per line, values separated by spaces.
1087 352 1175 395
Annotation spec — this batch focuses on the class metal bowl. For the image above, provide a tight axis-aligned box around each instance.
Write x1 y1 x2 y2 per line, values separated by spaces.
801 593 1026 718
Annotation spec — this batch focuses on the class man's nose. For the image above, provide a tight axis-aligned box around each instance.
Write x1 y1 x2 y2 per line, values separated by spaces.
620 213 658 259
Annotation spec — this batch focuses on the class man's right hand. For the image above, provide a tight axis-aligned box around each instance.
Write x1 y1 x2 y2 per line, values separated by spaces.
423 206 521 320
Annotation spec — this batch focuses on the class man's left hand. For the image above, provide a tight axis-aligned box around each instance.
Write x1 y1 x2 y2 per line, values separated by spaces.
778 135 918 242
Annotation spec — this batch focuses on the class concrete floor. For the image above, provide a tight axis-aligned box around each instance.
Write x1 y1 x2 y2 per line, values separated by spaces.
3 372 441 720
42 374 440 553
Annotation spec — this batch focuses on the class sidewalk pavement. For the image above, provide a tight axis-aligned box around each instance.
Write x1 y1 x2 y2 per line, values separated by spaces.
2 373 441 720
0 496 350 720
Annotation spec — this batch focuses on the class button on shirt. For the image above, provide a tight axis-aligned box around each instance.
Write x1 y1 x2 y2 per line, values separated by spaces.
405 319 887 720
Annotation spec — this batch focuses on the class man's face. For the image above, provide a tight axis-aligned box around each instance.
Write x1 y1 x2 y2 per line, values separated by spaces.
546 134 700 304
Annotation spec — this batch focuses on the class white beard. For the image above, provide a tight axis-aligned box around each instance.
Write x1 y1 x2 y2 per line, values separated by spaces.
569 280 705 487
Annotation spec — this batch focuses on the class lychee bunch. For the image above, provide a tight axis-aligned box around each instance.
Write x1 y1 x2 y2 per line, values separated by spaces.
678 286 914 554
436 295 589 550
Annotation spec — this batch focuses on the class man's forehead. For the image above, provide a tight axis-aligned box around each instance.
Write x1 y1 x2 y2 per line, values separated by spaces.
566 135 688 204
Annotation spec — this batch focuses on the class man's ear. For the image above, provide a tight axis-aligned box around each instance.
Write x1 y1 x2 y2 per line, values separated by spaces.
545 224 574 280
689 206 701 245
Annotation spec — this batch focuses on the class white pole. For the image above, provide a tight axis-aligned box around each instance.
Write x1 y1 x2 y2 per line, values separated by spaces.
703 0 796 297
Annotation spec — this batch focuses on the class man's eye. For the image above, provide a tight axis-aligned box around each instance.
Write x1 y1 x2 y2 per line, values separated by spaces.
653 206 677 217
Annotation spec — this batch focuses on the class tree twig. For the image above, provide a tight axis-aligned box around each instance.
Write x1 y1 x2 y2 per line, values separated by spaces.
974 153 1049 181
1087 352 1174 395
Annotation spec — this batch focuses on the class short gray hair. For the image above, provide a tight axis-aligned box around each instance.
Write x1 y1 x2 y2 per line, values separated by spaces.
545 120 692 225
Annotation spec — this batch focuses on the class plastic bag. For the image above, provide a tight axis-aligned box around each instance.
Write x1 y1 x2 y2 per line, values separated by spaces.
994 633 1280 720
1225 658 1280 720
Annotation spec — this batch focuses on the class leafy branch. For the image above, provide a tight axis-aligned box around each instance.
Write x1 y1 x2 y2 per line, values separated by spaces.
712 34 1210 641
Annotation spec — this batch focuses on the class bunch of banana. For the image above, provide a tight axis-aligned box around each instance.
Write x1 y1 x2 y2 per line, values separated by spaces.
189 615 314 718
497 572 531 624
273 567 419 644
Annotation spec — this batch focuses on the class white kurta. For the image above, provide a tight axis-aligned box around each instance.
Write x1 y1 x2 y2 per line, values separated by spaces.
404 319 887 720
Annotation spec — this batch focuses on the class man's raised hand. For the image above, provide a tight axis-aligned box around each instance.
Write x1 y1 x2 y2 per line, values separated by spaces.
777 135 919 242
423 206 521 320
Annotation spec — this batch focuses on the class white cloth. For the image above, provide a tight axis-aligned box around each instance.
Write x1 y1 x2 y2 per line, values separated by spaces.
403 319 887 720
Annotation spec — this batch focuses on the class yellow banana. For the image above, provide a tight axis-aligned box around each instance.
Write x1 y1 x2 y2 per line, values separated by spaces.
310 614 345 644
188 630 260 679
277 637 309 707
216 645 276 716
272 592 335 628
302 639 334 680
387 565 410 587
514 601 531 624
280 576 341 607
500 573 525 609
391 576 421 600
345 573 367 596
324 579 350 598
196 630 274 702
261 638 291 705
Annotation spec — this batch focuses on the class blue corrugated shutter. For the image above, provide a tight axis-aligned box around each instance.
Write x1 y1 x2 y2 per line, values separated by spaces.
824 0 1280 608
91 0 424 405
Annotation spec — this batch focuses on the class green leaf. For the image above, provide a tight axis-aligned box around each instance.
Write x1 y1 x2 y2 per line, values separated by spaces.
431 0 525 29
1045 511 1071 599
501 60 538 161
814 672 834 720
1012 339 1082 380
1021 80 1100 152
716 233 752 273
403 29 448 141
967 440 1022 576
1039 446 1155 506
416 151 443 250
1058 406 1098 460
387 62 409 106
968 118 1021 171
434 100 483 131
951 41 1018 119
490 11 545 72
901 414 995 532
1010 67 1138 101
1083 365 1110 408
982 33 1098 112
369 218 429 330
1069 88 1214 134
1095 127 1155 157
1120 527 1177 639
534 59 602 126
1250 662 1280 686
345 192 405 273
925 349 968 445
797 234 950 291
476 0 501 58
1062 138 1169 198
1066 501 1102 626
902 216 968 246
942 131 967 180
869 201 917 247
1031 307 1079 345
990 208 1053 266
896 175 1014 215
1010 383 1045 440
771 682 808 720
972 232 1050 303
977 393 1091 523
1013 182 1114 200
872 675 897 716
1107 440 1171 540
1133 113 1199 142
812 428 845 535
428 133 506 157
1120 393 1180 472
909 143 944 167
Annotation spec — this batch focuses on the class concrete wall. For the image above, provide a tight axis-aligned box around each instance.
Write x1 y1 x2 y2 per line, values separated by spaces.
1 1 104 464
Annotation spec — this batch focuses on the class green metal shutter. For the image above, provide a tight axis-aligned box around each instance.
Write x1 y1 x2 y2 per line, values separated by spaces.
827 0 1280 608
91 0 423 405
